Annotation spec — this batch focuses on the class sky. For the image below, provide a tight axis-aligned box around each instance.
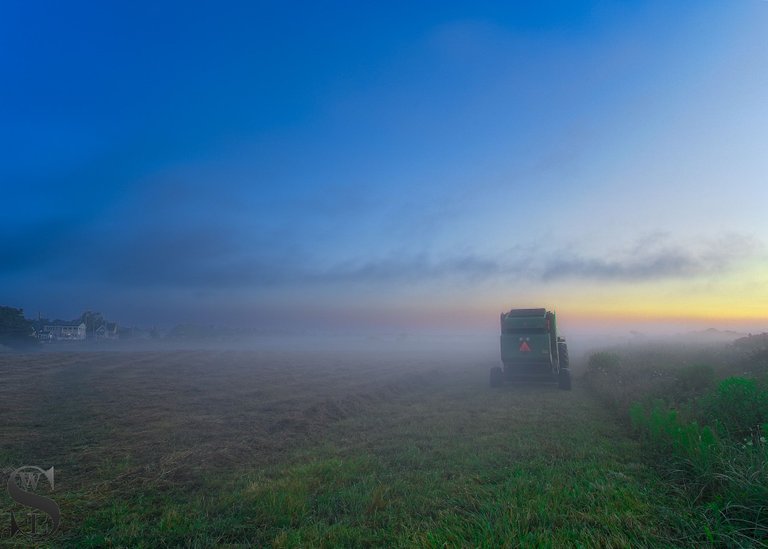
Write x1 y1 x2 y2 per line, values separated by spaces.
2 0 767 335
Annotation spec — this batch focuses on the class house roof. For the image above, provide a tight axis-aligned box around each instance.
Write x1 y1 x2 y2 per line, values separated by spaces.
45 321 85 327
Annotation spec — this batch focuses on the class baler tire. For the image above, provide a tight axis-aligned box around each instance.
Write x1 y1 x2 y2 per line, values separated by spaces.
490 366 503 388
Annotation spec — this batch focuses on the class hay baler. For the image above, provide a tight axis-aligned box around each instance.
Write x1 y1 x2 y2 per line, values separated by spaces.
490 308 571 390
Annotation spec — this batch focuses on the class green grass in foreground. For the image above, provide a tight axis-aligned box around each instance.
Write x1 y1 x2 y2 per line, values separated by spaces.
58 373 706 547
584 347 768 547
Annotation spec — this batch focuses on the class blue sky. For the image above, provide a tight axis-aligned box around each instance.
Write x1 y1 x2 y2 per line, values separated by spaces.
2 1 767 332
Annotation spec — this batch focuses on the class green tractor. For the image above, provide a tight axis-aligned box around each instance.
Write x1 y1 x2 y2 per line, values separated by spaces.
490 308 571 390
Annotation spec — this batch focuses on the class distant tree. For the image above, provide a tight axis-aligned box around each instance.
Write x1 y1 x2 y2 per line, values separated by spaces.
0 306 38 349
79 310 105 338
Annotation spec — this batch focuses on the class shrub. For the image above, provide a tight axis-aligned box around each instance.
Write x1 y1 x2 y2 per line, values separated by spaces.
676 363 715 393
734 348 768 378
586 352 621 374
699 377 768 440
630 382 768 545
630 401 719 478
586 347 768 545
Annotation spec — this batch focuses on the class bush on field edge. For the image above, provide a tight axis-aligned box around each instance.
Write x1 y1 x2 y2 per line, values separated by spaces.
583 348 768 545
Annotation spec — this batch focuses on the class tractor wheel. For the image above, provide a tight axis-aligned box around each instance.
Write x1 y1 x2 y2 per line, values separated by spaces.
558 341 570 369
490 366 503 388
558 367 572 391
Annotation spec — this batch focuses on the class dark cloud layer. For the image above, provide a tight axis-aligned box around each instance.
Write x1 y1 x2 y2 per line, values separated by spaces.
6 227 752 290
1 191 756 291
540 236 756 282
541 252 700 282
320 235 757 286
316 255 504 284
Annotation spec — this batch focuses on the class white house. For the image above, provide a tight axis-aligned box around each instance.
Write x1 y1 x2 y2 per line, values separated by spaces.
95 321 119 340
45 322 86 341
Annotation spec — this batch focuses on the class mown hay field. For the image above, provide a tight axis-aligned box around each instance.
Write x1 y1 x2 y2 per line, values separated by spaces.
0 348 708 547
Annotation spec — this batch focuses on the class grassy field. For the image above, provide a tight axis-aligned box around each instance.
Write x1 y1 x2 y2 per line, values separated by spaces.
0 348 712 546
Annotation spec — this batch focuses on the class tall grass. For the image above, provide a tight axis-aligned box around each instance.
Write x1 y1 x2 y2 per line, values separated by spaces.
585 346 768 546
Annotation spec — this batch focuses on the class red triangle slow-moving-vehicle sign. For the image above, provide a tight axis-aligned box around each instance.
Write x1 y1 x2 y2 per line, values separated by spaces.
519 341 531 352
